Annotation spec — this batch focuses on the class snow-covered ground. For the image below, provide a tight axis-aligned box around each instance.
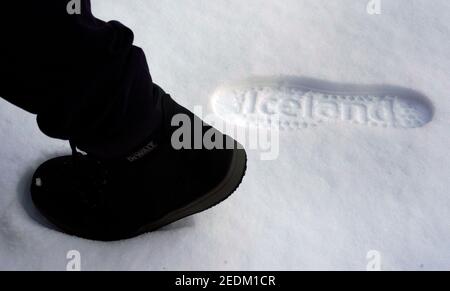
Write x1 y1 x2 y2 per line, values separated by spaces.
1 0 449 270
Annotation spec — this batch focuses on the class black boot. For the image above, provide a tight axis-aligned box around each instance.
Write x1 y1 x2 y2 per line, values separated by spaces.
30 87 247 241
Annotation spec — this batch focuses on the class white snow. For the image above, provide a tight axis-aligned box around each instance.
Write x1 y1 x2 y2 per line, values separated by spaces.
1 0 449 270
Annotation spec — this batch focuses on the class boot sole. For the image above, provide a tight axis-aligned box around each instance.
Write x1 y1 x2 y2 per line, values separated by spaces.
134 146 247 238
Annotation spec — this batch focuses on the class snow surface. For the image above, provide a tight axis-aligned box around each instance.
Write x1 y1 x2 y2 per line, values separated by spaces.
1 0 450 270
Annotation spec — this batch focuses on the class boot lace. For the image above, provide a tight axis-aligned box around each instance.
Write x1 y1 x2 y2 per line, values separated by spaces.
70 140 110 211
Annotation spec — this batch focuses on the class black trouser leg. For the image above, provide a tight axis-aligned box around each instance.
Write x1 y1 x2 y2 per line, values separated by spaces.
0 0 164 159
